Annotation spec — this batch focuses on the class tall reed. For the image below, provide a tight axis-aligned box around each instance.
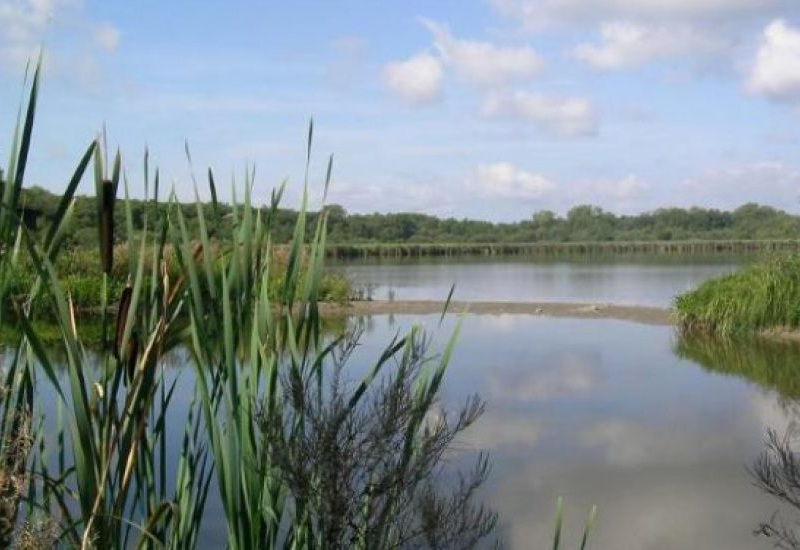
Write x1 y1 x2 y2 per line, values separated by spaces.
0 61 595 549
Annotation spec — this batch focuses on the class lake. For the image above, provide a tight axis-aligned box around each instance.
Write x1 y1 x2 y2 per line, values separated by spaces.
352 313 793 549
332 255 750 306
10 255 798 548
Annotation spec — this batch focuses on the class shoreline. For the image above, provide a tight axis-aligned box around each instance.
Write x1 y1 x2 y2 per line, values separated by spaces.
321 300 673 326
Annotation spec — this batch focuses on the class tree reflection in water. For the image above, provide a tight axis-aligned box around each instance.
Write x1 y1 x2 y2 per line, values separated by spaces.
676 332 800 548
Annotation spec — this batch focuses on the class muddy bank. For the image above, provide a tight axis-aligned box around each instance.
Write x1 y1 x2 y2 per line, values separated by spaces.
321 300 673 326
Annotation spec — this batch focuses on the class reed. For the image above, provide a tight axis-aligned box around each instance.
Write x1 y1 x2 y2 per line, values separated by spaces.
674 255 800 335
0 60 596 549
326 240 800 260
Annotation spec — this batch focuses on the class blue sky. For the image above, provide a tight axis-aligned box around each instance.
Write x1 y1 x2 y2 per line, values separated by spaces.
3 0 800 220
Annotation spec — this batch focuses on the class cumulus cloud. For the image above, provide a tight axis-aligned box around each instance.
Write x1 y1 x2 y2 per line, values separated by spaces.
482 90 598 137
682 161 800 209
749 19 800 101
599 174 648 201
573 21 726 70
421 18 543 86
382 52 443 105
324 179 456 215
475 162 556 200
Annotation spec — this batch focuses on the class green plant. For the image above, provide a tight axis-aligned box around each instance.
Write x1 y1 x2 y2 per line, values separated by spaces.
0 63 501 549
675 255 800 335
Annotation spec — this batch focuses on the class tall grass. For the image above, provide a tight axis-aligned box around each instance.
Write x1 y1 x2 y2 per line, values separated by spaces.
674 255 800 335
327 240 800 260
0 61 596 548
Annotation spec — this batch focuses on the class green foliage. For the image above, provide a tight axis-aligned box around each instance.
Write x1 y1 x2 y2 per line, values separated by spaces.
16 185 800 249
675 255 800 335
0 60 598 550
0 65 505 549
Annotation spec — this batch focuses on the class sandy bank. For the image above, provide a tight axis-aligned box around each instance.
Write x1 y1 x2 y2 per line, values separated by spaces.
320 300 673 326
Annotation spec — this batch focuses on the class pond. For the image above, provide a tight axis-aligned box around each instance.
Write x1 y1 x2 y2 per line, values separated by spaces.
333 255 751 306
351 313 794 549
7 256 798 548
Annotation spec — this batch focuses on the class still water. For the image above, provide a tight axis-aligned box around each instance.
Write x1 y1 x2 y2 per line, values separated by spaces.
11 257 800 548
334 255 750 306
351 313 794 549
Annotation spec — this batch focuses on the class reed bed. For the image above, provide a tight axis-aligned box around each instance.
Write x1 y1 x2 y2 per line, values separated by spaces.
674 255 800 335
0 61 597 549
326 239 800 260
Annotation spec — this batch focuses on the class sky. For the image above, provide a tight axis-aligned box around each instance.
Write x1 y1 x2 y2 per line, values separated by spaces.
2 0 800 220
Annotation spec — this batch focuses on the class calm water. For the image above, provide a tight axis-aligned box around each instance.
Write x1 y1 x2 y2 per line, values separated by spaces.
351 314 794 549
334 255 751 306
11 257 800 548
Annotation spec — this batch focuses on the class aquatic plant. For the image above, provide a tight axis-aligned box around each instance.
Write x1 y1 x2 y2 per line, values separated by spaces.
675 255 800 335
0 60 599 549
0 62 504 549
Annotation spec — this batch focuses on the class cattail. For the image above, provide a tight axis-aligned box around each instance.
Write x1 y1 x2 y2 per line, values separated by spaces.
99 179 115 275
113 285 132 361
126 332 139 382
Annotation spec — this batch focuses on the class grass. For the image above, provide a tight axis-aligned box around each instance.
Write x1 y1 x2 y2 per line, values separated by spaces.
674 255 800 335
1 245 352 319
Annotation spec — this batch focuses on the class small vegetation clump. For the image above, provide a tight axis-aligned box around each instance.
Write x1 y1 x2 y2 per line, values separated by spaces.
675 255 800 336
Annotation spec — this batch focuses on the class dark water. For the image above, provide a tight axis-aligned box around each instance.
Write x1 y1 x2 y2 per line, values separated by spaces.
333 255 749 306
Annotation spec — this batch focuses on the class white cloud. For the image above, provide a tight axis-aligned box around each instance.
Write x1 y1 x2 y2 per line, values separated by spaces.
324 180 456 215
0 0 63 66
475 162 556 200
601 174 648 200
482 90 598 137
0 0 120 76
421 18 543 87
573 21 726 70
382 52 443 105
749 19 800 101
94 22 120 52
490 0 785 28
682 161 800 209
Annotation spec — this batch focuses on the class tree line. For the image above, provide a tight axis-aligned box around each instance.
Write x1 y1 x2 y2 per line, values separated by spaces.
19 186 800 246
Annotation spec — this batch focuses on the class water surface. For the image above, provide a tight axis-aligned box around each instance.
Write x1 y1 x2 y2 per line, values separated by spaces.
334 255 750 306
349 313 794 549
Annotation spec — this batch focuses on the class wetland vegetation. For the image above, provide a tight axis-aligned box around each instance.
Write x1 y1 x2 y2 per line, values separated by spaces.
675 255 800 336
0 64 610 548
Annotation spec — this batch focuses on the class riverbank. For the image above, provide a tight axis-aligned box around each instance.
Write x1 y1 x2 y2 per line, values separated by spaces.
321 300 673 325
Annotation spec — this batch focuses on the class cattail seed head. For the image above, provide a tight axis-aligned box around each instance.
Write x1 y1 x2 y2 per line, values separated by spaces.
99 179 115 275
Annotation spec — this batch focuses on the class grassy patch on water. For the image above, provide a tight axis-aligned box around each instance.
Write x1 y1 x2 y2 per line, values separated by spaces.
675 255 800 335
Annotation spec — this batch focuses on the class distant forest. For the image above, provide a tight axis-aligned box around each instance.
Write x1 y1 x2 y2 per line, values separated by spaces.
18 186 800 246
